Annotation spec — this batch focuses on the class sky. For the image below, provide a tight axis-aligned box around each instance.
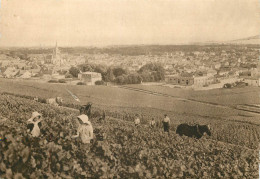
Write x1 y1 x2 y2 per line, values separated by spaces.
0 0 259 47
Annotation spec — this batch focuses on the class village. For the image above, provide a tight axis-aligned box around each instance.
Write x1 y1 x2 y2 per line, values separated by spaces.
0 43 259 90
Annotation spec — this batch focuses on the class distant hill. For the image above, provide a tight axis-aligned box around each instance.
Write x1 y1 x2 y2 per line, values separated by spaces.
192 35 260 45
225 35 260 44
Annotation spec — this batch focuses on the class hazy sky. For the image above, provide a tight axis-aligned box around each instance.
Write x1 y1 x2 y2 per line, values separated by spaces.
0 0 259 47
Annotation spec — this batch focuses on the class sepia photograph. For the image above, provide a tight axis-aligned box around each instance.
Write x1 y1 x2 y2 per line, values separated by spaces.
0 0 259 178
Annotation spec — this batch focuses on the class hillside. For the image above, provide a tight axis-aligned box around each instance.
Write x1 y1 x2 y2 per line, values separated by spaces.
0 94 259 178
228 35 260 44
226 35 260 45
1 78 260 121
192 35 260 45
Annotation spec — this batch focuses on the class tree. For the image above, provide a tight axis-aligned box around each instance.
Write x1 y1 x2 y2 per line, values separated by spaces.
138 63 165 82
94 65 108 81
65 73 73 78
113 67 127 77
126 73 142 84
69 67 80 78
115 75 125 84
94 65 107 75
104 68 115 82
140 71 152 82
78 64 93 72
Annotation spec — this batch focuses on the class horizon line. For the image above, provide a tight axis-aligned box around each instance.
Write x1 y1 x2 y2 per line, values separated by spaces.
0 34 258 48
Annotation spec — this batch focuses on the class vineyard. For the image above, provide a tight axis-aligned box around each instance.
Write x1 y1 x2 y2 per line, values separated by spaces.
0 94 259 178
1 78 258 119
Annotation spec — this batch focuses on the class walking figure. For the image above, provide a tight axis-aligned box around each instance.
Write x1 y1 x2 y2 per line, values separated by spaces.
163 114 170 133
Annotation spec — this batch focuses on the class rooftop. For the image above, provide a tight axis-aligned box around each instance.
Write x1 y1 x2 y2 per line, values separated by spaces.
80 71 101 75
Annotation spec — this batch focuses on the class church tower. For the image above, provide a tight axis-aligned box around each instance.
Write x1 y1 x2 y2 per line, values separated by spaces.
52 41 61 66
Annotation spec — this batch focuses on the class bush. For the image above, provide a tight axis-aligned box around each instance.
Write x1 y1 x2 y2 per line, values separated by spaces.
95 80 105 85
235 81 247 88
223 83 232 88
48 80 58 83
65 74 73 78
77 82 86 85
58 79 66 83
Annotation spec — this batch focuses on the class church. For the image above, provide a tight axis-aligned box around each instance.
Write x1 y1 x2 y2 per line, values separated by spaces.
51 42 63 66
43 42 64 66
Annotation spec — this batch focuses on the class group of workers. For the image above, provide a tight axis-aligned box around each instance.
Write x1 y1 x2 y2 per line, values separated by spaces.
134 114 171 132
26 111 170 145
27 112 94 144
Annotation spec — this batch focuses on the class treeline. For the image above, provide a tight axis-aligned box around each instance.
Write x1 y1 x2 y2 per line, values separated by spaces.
68 63 165 85
62 45 260 56
2 45 258 57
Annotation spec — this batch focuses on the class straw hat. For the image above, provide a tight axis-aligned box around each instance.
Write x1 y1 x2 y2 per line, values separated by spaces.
28 111 42 122
77 114 91 125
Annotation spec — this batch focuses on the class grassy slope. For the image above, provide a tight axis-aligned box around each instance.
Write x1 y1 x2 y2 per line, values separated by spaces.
125 84 259 107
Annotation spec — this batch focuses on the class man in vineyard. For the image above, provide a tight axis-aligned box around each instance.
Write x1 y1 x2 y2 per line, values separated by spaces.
150 118 156 128
162 114 170 133
27 111 43 137
134 114 140 126
98 110 106 123
72 114 94 144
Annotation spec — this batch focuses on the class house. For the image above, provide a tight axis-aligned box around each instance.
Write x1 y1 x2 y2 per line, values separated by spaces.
250 68 260 77
207 69 218 77
78 72 102 85
52 73 65 79
165 73 215 87
244 77 260 87
218 69 229 77
15 62 26 69
3 67 19 78
1 61 10 68
44 55 53 64
214 63 221 70
165 75 194 86
19 71 32 79
42 74 52 80
30 68 41 76
193 76 214 87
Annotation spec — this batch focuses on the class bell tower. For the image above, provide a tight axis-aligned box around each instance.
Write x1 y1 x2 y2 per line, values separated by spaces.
52 41 61 66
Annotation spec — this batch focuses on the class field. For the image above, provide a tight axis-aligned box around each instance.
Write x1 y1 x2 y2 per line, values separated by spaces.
0 94 259 178
0 78 259 120
125 84 260 107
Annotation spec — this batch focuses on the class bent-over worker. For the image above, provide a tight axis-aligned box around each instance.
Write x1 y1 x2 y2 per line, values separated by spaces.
27 111 43 137
72 114 93 144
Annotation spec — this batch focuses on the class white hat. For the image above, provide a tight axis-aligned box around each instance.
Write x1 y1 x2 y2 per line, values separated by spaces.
77 114 90 125
28 111 42 122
